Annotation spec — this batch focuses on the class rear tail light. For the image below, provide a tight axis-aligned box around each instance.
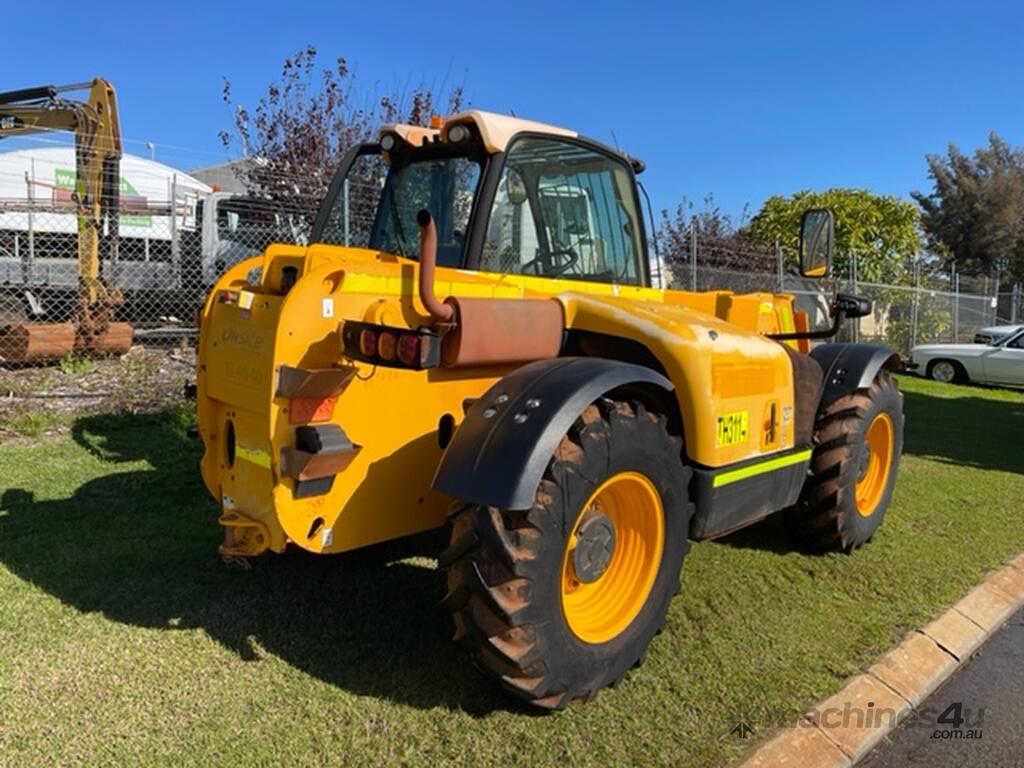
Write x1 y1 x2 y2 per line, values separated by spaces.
397 334 420 367
342 321 440 370
358 328 378 357
378 331 398 362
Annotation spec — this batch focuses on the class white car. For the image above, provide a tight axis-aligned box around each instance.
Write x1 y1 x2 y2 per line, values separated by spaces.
974 324 1024 344
909 327 1024 385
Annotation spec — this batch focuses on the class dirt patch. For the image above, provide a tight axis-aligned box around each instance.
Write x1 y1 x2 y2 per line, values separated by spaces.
0 344 194 439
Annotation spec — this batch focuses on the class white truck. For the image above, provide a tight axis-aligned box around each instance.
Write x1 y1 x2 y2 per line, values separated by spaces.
0 146 304 324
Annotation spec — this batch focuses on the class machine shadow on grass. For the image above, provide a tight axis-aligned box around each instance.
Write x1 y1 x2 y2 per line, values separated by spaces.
0 411 519 717
716 381 1024 553
899 387 1024 475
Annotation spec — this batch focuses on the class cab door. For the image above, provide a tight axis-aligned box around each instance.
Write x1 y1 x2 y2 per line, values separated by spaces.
983 331 1024 384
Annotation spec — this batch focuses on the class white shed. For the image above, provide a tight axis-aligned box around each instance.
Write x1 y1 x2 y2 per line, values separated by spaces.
0 146 211 239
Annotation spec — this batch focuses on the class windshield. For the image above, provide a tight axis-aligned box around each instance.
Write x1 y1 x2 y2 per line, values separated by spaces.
216 198 303 245
313 135 645 286
480 136 645 284
317 150 481 267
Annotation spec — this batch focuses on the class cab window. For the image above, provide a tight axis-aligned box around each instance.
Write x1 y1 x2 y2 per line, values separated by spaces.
481 136 645 285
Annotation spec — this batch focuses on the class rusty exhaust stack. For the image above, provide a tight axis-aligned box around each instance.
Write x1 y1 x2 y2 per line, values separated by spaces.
416 210 454 324
415 209 564 368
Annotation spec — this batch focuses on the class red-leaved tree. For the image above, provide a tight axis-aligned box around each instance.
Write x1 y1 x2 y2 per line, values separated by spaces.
219 46 463 219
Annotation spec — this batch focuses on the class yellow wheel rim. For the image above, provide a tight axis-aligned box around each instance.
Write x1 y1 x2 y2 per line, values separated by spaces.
855 412 894 517
560 471 665 644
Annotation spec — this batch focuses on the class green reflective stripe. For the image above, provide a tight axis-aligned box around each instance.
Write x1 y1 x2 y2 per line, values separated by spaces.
712 449 813 488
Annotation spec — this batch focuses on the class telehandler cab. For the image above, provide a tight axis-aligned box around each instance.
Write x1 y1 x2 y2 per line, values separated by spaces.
197 112 904 708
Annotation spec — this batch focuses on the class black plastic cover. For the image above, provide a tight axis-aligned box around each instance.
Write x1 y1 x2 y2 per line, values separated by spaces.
432 357 673 510
810 343 900 410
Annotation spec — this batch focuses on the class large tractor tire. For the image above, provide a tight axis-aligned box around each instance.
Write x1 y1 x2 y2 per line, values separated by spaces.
441 398 692 708
787 371 903 552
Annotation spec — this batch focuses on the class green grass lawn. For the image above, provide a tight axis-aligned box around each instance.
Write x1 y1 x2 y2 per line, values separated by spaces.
1 376 1023 767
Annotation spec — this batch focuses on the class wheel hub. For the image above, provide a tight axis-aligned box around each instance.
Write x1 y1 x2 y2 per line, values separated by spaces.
857 443 871 481
560 471 665 644
934 362 954 382
572 507 617 583
855 411 895 517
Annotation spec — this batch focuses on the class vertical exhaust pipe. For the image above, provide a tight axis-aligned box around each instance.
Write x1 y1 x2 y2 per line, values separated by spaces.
415 208 564 367
416 209 455 324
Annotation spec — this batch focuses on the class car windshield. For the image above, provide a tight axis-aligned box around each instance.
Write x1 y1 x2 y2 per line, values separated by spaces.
994 329 1024 345
316 148 481 267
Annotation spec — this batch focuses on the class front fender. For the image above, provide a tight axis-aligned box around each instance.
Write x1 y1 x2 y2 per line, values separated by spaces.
432 357 673 510
810 343 901 410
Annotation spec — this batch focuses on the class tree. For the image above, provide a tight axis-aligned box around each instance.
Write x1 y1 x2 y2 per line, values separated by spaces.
219 46 463 218
745 189 920 283
656 195 773 283
912 132 1024 284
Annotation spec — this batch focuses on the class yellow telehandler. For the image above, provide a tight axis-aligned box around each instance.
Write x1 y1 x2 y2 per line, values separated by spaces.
196 112 903 708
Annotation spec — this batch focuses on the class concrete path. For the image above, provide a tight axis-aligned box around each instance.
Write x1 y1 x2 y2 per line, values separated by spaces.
861 606 1024 768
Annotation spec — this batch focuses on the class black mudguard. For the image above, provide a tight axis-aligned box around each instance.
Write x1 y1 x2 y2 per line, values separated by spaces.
432 357 673 510
810 343 901 410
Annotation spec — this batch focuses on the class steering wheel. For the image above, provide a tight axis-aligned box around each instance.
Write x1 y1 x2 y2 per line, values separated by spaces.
522 247 580 277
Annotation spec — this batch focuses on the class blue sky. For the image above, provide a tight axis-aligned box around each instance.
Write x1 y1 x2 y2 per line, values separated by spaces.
5 1 1023 218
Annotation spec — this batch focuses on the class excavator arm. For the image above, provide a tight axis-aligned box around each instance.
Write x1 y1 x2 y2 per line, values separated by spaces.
0 78 131 361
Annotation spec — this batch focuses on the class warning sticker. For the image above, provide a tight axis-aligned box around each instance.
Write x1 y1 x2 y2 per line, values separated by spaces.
716 411 749 447
236 444 271 469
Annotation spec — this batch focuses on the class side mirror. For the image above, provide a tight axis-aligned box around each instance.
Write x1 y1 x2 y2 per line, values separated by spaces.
505 169 528 206
834 293 871 319
799 208 834 278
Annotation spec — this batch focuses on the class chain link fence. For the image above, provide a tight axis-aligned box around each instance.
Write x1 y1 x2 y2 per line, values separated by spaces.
664 229 1015 357
1 149 1020 364
0 148 330 361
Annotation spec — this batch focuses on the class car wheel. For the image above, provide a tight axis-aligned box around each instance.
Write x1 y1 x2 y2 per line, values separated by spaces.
927 359 967 384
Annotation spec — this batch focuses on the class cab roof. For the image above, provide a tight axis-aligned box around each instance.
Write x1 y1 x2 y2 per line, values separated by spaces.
380 109 578 154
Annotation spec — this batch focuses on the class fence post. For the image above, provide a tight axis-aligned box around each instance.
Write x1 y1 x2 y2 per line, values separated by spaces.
774 238 783 291
689 219 697 292
953 269 960 343
342 179 350 246
910 257 921 349
26 160 35 277
170 174 180 290
851 252 859 343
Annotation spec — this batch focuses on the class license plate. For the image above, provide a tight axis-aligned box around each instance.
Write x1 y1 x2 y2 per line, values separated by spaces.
717 411 749 447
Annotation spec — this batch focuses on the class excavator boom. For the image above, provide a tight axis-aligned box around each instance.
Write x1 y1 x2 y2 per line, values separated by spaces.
0 78 131 362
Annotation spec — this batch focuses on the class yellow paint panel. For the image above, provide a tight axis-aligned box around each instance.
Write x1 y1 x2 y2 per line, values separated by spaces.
712 363 777 398
558 292 795 466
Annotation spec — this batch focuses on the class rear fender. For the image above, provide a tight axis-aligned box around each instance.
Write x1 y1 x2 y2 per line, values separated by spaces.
810 343 901 410
432 357 674 510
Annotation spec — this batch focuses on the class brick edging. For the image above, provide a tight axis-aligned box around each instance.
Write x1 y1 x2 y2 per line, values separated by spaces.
736 553 1024 768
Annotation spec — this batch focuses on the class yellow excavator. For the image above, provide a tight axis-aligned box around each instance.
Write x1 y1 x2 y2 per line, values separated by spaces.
0 78 132 363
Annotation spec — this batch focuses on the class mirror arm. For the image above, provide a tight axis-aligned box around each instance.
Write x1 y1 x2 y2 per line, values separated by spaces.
767 312 843 342
767 293 871 342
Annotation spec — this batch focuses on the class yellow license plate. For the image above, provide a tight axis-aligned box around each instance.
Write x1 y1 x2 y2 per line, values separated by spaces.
716 411 749 447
